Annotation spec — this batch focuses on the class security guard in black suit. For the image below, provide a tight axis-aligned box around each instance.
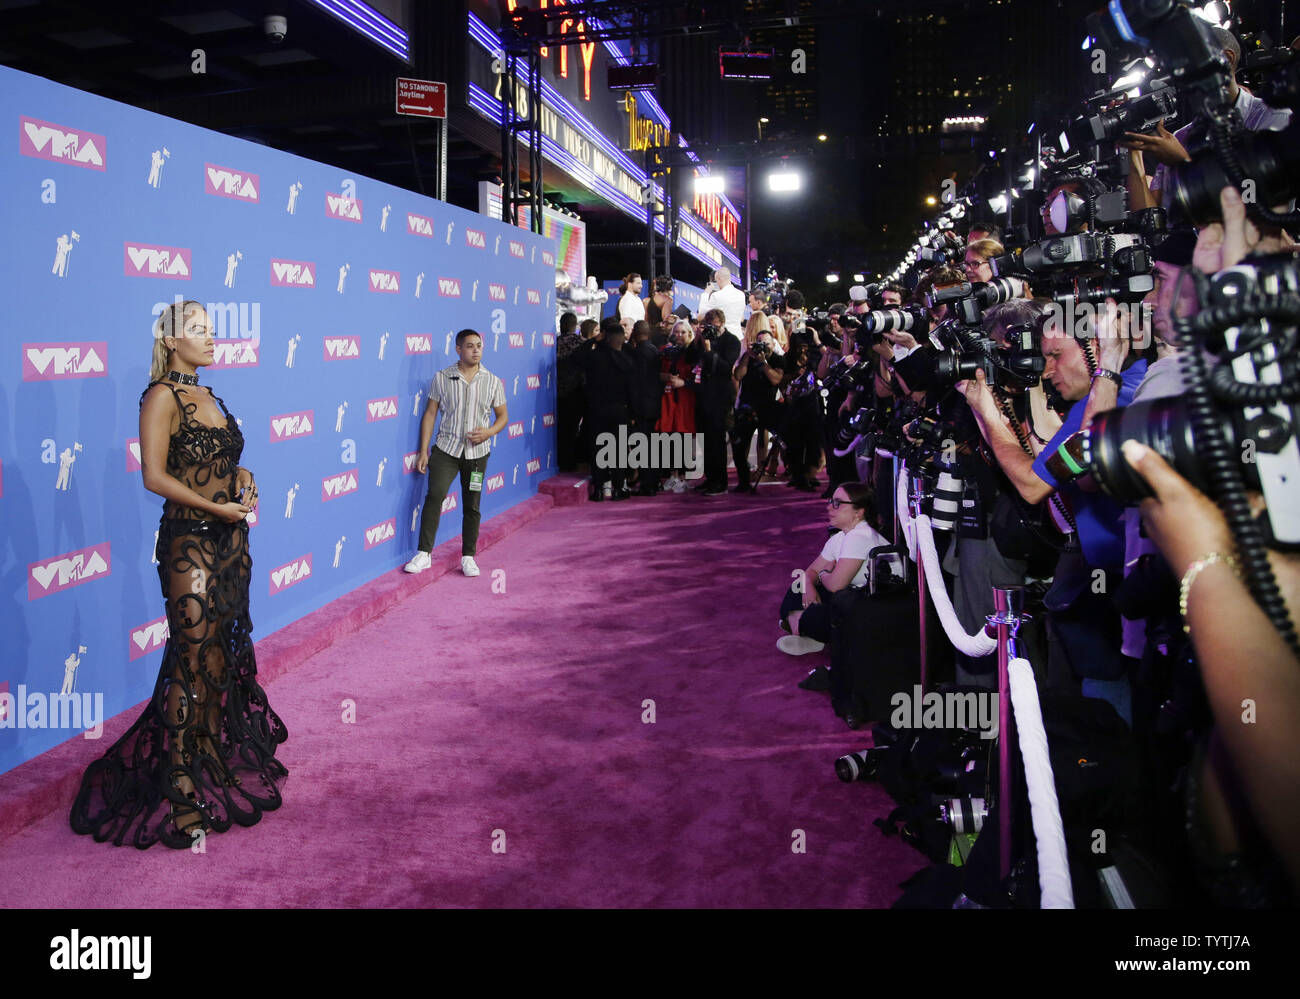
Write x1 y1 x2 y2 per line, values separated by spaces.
572 317 635 500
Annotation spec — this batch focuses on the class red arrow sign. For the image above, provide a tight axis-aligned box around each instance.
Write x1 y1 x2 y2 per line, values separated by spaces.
396 78 446 118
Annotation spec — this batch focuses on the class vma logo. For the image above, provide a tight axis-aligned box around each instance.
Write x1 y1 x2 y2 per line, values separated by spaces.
441 492 458 514
23 342 107 382
465 228 487 249
19 116 105 170
125 438 141 472
407 212 433 237
270 410 314 442
507 421 525 439
321 470 359 501
542 250 556 266
526 458 542 475
324 335 361 360
369 269 400 293
437 277 461 297
485 472 505 493
507 333 525 349
509 240 525 258
403 451 420 474
211 340 259 369
270 554 312 595
542 333 555 347
367 396 398 421
204 163 260 202
124 242 191 279
489 283 507 301
542 413 556 427
28 543 111 600
526 289 542 305
128 615 169 661
270 258 316 287
364 518 396 549
405 334 432 354
325 193 363 222
526 375 541 390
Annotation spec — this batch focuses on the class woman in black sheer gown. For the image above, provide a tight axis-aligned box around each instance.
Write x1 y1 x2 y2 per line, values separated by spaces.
70 301 288 848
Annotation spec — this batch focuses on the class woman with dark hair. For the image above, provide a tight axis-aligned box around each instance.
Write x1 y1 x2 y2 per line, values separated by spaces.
777 481 887 669
645 275 675 343
70 301 288 848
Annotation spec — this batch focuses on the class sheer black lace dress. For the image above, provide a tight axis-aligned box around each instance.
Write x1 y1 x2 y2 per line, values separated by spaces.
70 381 288 848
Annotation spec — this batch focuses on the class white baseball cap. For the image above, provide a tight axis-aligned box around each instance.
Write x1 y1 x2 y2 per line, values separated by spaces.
848 284 870 302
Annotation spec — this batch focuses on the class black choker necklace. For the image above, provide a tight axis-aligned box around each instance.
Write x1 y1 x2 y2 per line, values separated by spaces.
166 371 199 386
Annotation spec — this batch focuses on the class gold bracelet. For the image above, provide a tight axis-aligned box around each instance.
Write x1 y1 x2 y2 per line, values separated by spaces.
1179 551 1240 635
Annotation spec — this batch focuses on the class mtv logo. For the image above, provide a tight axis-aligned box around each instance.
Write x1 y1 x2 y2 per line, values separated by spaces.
542 413 556 427
325 193 363 222
526 458 542 475
542 250 556 266
369 269 400 293
509 240 525 258
403 451 420 473
507 333 525 348
22 342 108 382
407 213 434 237
270 410 314 442
19 116 106 170
324 335 361 359
124 242 191 279
488 283 507 301
367 397 398 421
405 335 432 354
441 492 458 514
437 277 461 297
270 259 316 287
126 438 142 472
269 554 312 595
28 542 112 600
204 163 260 202
128 615 170 661
465 229 487 249
507 422 524 439
526 375 541 390
485 473 505 493
211 340 259 369
364 518 397 549
322 470 359 501
526 289 542 305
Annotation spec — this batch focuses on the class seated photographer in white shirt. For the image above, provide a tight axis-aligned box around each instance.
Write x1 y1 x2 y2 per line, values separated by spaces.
778 482 889 656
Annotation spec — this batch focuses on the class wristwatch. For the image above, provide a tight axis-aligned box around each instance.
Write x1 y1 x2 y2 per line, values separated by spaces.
1091 368 1123 389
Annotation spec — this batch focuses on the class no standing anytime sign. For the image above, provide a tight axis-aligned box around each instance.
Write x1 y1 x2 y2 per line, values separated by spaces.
395 78 447 118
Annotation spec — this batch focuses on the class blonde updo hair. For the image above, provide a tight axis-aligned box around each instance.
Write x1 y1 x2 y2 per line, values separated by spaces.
150 300 205 383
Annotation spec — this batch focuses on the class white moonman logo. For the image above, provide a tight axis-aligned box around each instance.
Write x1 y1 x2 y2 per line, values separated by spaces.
20 117 106 170
337 263 350 293
146 147 169 187
333 536 347 568
325 193 362 222
51 231 80 277
223 250 242 288
405 335 431 354
283 483 300 518
53 441 83 489
415 273 425 298
380 204 391 231
335 402 348 432
23 343 106 381
124 243 191 279
205 163 259 202
407 213 433 236
286 181 303 213
321 470 359 501
269 554 312 594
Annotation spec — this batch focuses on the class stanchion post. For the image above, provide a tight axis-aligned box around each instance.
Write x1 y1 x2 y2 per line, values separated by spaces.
988 585 1026 885
908 474 928 695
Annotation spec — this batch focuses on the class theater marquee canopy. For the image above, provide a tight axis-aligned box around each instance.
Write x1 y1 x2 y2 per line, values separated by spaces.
465 2 741 272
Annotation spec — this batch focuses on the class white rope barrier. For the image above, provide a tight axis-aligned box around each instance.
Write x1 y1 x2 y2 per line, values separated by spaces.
1007 658 1075 909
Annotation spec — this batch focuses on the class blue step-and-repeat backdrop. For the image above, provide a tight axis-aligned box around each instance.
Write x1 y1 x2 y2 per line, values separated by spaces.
0 65 558 775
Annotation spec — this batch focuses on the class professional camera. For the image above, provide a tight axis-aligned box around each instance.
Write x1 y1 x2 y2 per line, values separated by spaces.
823 355 874 394
992 231 1147 277
1065 79 1178 149
750 338 772 360
931 318 1045 392
924 276 1028 327
917 229 964 266
861 304 932 338
700 323 720 341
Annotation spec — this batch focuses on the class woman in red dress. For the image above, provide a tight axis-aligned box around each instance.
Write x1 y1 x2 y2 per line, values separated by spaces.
658 318 697 492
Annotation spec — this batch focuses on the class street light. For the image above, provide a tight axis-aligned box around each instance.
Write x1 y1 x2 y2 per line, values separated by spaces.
768 170 801 192
925 195 938 206
694 174 725 194
826 272 840 283
853 272 865 283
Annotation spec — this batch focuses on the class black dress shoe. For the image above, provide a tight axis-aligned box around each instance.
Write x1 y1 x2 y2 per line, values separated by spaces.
589 487 604 502
797 666 831 692
701 484 726 496
610 487 632 501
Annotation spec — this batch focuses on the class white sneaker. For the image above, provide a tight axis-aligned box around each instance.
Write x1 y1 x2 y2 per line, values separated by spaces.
404 551 431 574
666 476 685 493
602 481 612 499
461 556 480 577
777 635 826 656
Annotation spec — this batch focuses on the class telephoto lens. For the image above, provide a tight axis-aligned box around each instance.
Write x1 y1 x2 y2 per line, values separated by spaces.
835 748 884 782
930 470 965 532
938 797 987 835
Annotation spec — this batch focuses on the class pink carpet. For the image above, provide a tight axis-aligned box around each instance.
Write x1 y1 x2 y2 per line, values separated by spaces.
0 474 926 907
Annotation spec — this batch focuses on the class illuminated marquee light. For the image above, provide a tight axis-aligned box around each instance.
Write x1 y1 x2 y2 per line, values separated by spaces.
308 0 409 61
503 0 598 100
692 191 738 247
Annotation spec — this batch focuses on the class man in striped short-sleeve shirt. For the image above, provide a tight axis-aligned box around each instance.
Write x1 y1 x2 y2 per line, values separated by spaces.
404 329 508 577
